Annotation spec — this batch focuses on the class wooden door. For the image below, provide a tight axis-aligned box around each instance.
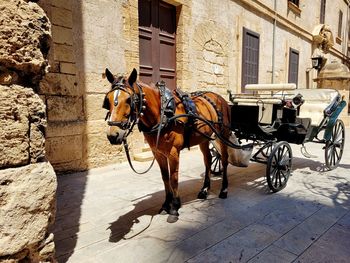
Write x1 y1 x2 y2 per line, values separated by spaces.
138 0 176 90
242 28 260 92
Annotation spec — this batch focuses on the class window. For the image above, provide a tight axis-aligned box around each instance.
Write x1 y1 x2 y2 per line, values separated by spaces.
288 0 301 15
288 48 299 85
288 0 299 6
320 0 326 24
338 10 343 39
242 28 260 92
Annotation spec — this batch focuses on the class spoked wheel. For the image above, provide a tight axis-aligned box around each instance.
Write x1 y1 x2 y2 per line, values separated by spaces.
325 119 345 170
209 142 223 175
260 142 274 159
266 141 292 192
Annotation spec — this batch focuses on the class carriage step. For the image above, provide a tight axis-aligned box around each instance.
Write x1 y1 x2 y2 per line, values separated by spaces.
133 151 154 162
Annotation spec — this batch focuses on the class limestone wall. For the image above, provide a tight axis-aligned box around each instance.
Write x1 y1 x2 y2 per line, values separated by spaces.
0 0 57 261
36 0 145 172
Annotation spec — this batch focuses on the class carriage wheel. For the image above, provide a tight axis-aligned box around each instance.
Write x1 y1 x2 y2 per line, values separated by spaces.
260 142 274 159
209 142 223 175
266 141 292 192
325 119 345 170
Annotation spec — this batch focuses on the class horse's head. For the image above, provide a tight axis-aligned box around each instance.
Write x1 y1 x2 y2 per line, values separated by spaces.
103 68 139 145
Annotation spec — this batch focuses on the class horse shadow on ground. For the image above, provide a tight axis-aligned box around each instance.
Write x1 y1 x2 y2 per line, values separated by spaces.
107 167 265 243
107 155 350 244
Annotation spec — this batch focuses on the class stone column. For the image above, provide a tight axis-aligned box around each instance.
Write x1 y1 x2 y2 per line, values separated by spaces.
0 0 57 262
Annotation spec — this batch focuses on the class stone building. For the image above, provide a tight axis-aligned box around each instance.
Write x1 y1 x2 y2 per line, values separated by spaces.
37 0 350 173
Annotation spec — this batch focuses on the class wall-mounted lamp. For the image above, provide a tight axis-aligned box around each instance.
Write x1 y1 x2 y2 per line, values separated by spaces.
311 56 323 70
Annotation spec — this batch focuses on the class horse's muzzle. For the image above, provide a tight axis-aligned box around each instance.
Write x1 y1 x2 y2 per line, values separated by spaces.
107 131 126 145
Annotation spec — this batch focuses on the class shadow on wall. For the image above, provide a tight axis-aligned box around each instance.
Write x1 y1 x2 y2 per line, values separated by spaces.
37 0 87 262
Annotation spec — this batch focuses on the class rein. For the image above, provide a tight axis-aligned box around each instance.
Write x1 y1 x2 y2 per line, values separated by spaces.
108 81 170 175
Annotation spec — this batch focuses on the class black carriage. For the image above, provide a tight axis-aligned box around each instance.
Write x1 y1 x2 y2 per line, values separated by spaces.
210 84 346 192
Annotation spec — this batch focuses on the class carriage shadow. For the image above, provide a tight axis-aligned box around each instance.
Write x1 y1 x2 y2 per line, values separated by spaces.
292 156 350 172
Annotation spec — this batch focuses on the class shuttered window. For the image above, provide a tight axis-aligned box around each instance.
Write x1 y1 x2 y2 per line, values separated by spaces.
242 28 260 92
138 0 176 90
288 48 299 86
288 0 299 7
338 10 343 39
320 0 326 24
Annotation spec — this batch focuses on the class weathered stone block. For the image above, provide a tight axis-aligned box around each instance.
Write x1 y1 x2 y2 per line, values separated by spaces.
85 93 107 121
47 96 83 122
51 6 72 28
85 133 123 168
53 43 75 63
0 85 46 168
46 135 83 163
0 162 56 262
46 121 84 138
50 0 72 10
84 72 112 93
39 72 80 96
85 120 107 135
60 62 76 75
0 0 51 85
52 25 73 45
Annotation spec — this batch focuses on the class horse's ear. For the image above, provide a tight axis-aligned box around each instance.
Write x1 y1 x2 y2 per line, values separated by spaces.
128 68 138 86
105 68 115 84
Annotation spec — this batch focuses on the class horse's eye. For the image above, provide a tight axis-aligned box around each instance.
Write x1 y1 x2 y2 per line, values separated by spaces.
126 97 131 104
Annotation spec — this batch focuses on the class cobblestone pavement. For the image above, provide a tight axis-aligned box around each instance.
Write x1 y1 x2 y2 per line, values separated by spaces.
55 129 350 263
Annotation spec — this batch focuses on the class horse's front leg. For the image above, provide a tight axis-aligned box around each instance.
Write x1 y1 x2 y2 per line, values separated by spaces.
219 142 229 199
168 148 181 216
198 141 211 199
153 152 172 214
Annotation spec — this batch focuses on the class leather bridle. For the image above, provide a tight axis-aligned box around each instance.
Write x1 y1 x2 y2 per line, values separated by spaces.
104 79 145 138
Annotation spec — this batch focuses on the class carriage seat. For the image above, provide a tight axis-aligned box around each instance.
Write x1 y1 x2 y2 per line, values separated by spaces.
230 97 283 124
277 89 340 126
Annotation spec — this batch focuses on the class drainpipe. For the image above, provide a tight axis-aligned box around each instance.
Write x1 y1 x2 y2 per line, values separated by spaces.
271 0 277 83
346 1 350 62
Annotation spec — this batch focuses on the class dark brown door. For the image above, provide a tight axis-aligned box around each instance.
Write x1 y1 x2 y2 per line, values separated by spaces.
138 0 176 90
242 27 260 92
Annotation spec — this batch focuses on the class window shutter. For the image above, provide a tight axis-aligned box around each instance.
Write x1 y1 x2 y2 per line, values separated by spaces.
242 28 260 92
288 48 299 86
320 0 326 24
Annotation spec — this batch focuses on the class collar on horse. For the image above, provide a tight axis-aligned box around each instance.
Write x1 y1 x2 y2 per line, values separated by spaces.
137 81 176 133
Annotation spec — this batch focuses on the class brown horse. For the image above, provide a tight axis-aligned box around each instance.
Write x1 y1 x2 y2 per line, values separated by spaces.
103 68 231 217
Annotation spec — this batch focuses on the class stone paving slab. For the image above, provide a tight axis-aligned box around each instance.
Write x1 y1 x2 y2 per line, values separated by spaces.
54 130 350 263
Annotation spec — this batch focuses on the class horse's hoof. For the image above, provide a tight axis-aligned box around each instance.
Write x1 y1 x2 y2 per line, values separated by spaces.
197 190 208 199
169 208 179 217
167 214 179 223
219 191 227 199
